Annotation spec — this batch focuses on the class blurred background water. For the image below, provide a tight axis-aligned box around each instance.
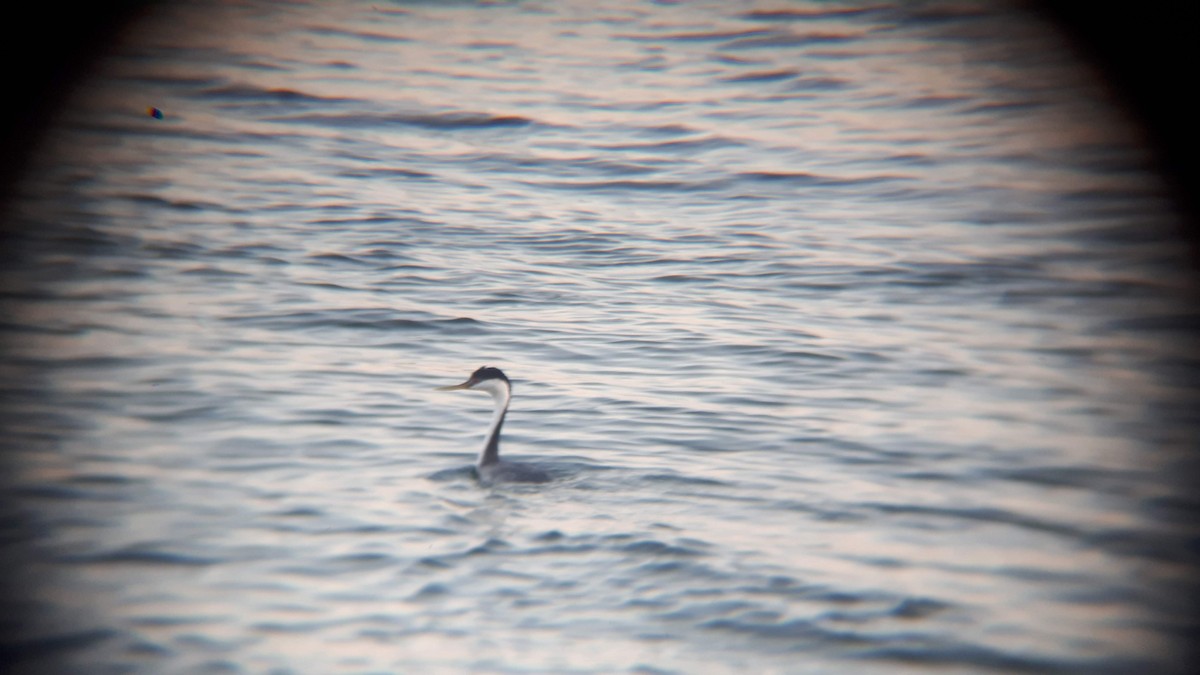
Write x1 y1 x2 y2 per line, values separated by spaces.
2 1 1198 673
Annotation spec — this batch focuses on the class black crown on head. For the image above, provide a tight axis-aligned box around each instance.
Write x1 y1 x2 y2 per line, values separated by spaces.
470 366 509 383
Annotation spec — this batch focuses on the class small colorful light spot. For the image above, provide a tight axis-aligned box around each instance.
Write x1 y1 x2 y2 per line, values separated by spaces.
148 107 164 119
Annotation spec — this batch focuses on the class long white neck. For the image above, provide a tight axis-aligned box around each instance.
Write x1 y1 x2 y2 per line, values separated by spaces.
476 380 511 467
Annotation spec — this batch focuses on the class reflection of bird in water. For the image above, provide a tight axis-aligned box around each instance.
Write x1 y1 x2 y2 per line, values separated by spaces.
436 366 551 484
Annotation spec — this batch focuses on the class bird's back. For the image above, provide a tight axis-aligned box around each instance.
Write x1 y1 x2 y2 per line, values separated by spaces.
476 460 551 484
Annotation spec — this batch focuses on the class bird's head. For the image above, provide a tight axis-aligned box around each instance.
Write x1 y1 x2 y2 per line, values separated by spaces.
436 366 511 398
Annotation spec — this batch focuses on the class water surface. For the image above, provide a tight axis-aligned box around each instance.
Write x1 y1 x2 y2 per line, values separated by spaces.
2 1 1198 673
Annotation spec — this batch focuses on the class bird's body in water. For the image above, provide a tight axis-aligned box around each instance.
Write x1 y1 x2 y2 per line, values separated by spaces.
436 367 551 484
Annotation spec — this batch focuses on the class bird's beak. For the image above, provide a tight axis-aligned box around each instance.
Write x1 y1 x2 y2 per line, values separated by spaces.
435 380 473 391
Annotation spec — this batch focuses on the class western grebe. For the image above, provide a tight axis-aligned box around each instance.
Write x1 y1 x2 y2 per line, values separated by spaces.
436 366 551 484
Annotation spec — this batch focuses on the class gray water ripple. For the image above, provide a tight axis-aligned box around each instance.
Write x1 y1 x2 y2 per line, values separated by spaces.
60 545 222 568
528 177 729 193
739 7 888 24
0 629 122 671
851 643 1123 674
199 83 363 105
302 25 413 45
594 134 743 153
266 110 540 131
336 166 435 180
722 31 862 51
223 309 484 335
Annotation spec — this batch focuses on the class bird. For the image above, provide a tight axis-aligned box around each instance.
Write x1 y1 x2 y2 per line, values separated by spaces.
436 366 551 484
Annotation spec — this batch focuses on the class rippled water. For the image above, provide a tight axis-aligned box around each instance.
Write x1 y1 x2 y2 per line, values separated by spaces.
2 1 1199 673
